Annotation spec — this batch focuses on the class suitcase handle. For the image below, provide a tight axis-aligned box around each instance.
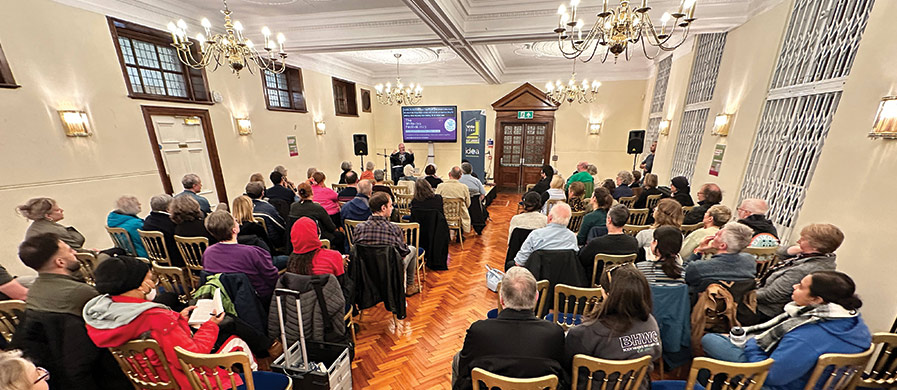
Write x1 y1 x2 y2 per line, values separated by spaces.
275 290 309 371
274 288 302 298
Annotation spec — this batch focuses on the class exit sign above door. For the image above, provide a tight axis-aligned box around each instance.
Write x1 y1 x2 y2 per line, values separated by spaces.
517 111 534 119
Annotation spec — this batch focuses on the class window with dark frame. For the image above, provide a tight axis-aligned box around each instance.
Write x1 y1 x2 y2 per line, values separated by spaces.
0 42 18 88
262 67 307 112
107 17 211 103
332 77 358 116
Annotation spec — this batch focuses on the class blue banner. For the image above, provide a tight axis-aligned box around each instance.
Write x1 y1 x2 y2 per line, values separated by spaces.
461 110 487 184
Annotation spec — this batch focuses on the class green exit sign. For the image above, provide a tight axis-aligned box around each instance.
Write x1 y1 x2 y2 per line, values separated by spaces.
517 111 534 119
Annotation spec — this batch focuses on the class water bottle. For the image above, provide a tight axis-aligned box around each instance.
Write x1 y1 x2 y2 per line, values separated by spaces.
729 326 747 348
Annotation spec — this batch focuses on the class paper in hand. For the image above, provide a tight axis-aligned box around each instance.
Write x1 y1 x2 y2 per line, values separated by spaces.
188 288 224 326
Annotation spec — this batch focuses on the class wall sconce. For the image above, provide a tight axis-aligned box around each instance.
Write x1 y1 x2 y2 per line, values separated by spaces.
314 120 326 135
58 110 91 137
235 117 252 135
587 121 602 135
711 113 733 136
870 96 897 139
659 119 671 136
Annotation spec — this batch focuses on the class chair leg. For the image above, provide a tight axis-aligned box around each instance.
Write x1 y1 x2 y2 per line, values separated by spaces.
458 228 464 249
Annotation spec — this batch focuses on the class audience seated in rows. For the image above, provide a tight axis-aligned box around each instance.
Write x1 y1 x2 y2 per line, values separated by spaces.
737 198 779 239
202 210 279 299
613 171 635 200
683 183 722 225
410 178 450 271
338 161 353 185
274 165 298 193
106 195 147 257
170 195 216 244
410 178 444 215
635 199 684 259
633 173 663 209
435 166 472 233
287 217 345 277
18 197 86 250
514 203 577 267
267 170 297 205
453 267 567 390
338 171 359 202
360 161 375 181
424 163 443 189
0 264 28 301
352 192 420 296
459 162 486 198
0 350 51 389
702 271 870 390
233 196 288 269
577 187 613 245
669 176 694 207
636 226 685 284
290 182 347 254
566 181 587 212
684 222 757 290
398 165 418 192
565 161 594 198
578 204 639 278
543 175 566 214
311 171 341 228
341 180 373 222
679 204 731 259
508 192 547 241
142 194 185 267
371 169 395 201
245 181 287 247
176 173 212 215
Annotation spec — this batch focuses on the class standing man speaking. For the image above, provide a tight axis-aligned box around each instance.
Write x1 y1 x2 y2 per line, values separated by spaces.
390 143 415 184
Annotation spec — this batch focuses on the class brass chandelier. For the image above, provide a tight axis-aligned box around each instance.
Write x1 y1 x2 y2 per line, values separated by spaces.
374 54 423 106
553 0 697 63
545 60 601 105
167 0 287 76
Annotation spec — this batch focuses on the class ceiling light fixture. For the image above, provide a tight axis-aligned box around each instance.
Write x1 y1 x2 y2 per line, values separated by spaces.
167 0 287 76
552 0 697 63
374 53 423 106
545 60 600 105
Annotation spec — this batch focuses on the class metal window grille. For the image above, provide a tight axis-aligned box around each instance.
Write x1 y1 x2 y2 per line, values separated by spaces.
640 117 661 164
685 33 727 105
740 0 874 235
670 109 710 181
649 56 671 114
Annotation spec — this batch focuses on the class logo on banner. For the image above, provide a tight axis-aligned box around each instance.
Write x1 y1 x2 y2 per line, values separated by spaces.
465 118 481 145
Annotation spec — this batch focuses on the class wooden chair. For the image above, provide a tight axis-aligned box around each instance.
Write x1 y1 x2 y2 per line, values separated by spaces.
173 235 208 289
590 254 637 287
495 280 550 317
396 222 426 292
551 284 604 331
390 185 410 196
471 367 558 390
545 199 565 214
443 198 466 249
525 184 536 193
343 219 364 248
109 339 178 389
75 251 98 286
856 332 897 389
139 229 172 266
320 239 330 249
646 194 663 210
152 261 193 303
332 183 347 192
683 357 774 390
682 206 695 214
106 226 137 255
802 346 874 390
344 310 356 344
0 300 25 343
568 210 587 233
680 223 704 236
175 346 286 390
743 246 779 279
571 354 652 390
628 208 650 225
619 196 637 208
252 217 268 233
395 193 414 219
622 224 650 237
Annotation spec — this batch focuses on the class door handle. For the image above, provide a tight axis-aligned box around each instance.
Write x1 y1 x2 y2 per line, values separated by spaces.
178 142 189 148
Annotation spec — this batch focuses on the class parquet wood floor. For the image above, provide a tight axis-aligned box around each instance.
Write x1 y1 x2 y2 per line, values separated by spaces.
350 192 517 389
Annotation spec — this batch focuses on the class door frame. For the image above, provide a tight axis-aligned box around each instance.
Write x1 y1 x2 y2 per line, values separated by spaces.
140 106 228 203
491 83 558 190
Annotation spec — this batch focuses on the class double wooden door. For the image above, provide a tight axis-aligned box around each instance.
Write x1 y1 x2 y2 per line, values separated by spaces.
496 122 552 190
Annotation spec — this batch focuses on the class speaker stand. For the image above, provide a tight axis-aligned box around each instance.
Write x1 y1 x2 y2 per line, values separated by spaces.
427 142 435 166
359 155 364 172
632 153 638 171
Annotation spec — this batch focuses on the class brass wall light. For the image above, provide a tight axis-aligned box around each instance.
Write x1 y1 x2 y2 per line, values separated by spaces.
659 119 671 136
58 110 91 137
235 117 252 135
587 121 602 135
314 120 326 135
711 113 733 136
870 96 897 139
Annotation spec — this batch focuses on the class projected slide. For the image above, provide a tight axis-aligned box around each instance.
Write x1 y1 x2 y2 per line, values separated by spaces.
402 106 458 142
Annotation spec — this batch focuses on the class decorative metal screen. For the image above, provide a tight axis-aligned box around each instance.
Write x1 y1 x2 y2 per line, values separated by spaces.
649 56 672 114
685 33 727 105
640 117 661 164
670 109 709 181
740 0 874 233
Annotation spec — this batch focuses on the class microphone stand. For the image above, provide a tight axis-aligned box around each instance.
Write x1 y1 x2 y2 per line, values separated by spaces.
376 149 391 182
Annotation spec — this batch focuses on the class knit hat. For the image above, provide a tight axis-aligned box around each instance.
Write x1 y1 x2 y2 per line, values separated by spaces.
291 217 322 254
94 256 150 296
671 176 690 191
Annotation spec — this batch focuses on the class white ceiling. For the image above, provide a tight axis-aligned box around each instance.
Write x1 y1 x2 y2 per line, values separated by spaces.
56 0 785 85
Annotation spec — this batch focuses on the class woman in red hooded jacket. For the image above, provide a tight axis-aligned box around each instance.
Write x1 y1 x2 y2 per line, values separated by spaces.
287 217 346 276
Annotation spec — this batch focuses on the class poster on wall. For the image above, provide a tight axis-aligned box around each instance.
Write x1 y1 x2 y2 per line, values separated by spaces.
287 136 299 157
709 143 726 176
461 110 487 184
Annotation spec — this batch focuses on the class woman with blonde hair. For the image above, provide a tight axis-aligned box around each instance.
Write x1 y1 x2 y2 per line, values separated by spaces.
17 197 85 249
233 195 286 268
542 175 566 214
106 195 147 257
0 350 50 390
635 198 684 260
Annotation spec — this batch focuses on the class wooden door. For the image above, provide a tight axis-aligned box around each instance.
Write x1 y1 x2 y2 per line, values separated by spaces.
497 122 551 189
151 115 219 203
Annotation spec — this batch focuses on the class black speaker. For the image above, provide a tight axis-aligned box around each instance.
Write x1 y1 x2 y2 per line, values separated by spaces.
353 134 368 156
627 130 646 155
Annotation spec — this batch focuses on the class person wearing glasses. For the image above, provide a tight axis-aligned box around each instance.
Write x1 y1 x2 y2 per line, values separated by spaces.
736 198 778 239
0 350 50 390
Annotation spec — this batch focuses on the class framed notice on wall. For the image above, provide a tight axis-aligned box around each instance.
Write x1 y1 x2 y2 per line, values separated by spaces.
287 135 298 157
709 143 726 176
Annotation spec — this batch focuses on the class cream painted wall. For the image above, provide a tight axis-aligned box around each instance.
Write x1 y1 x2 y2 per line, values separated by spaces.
0 0 372 276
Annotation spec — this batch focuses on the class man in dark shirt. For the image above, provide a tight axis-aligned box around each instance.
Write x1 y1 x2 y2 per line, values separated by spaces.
371 169 395 202
266 170 297 204
338 171 360 202
0 265 27 301
341 180 373 222
685 222 757 292
579 204 639 281
245 182 287 248
683 183 722 225
640 141 657 173
142 193 185 267
736 198 778 239
528 165 555 205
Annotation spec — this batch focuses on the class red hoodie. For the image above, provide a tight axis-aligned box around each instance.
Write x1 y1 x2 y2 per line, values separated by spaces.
291 217 345 276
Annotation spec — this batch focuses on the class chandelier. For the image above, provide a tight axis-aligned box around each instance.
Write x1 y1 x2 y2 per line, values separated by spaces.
374 54 423 106
167 0 287 76
553 0 697 63
545 61 601 105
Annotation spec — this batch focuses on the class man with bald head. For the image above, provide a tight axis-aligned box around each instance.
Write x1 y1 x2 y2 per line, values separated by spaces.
435 166 472 234
736 198 778 238
514 203 578 267
390 143 415 184
683 183 723 225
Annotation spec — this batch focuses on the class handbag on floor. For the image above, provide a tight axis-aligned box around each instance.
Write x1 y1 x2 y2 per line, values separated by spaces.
485 265 504 292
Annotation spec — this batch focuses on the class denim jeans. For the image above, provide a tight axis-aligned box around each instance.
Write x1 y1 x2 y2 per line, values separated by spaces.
701 333 748 363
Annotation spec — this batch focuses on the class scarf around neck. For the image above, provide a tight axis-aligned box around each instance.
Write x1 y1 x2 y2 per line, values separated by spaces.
744 302 856 352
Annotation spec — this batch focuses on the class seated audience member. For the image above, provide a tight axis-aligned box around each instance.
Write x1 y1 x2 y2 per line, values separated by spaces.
630 170 642 188
170 195 216 244
176 173 212 215
18 234 97 319
371 169 395 201
578 205 639 277
435 166 473 234
202 210 279 299
398 165 418 194
680 205 731 259
424 164 443 189
338 161 353 184
601 179 617 197
290 182 347 254
683 183 722 224
337 171 360 202
287 217 345 277
636 226 685 284
453 267 567 390
737 198 779 239
459 162 486 198
274 165 298 193
633 173 664 209
702 271 870 390
684 222 757 289
670 176 694 207
749 224 842 325
0 350 51 389
529 165 555 204
233 196 288 269
244 181 286 247
306 167 317 184
410 178 444 214
360 161 376 181
635 199 684 257
587 164 600 183
0 264 28 301
508 192 548 241
613 171 635 200
106 195 147 257
311 171 342 227
18 197 85 250
267 170 298 204
567 181 587 212
341 180 373 222
514 203 578 267
353 192 420 296
577 187 614 245
565 265 661 390
249 172 265 184
543 175 567 214
565 161 594 195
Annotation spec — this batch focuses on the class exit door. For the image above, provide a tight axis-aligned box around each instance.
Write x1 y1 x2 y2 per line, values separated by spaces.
496 122 551 189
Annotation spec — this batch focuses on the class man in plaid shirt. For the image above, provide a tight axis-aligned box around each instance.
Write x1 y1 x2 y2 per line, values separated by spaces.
353 192 420 296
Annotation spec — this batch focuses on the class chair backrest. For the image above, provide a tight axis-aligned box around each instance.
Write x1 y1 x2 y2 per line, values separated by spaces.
390 184 409 195
545 199 565 214
526 184 536 193
395 193 414 217
332 183 347 192
646 194 663 210
109 339 178 389
443 198 465 226
568 210 587 233
858 332 897 389
106 226 137 255
619 196 636 208
803 346 874 390
139 229 172 266
742 246 779 278
471 367 558 390
627 209 650 225
685 357 774 390
173 236 208 285
152 261 193 301
682 206 695 214
622 224 650 237
320 239 331 249
681 223 703 236
75 251 98 286
571 354 652 390
343 219 364 247
174 346 255 390
252 217 268 233
591 254 637 287
0 300 25 343
552 284 603 331
495 280 550 317
395 222 421 249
